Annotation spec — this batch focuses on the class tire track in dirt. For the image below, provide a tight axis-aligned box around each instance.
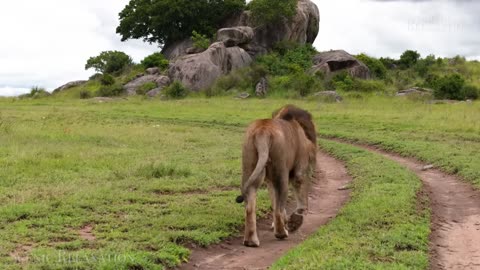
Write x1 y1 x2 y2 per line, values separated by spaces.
329 139 480 270
178 150 352 270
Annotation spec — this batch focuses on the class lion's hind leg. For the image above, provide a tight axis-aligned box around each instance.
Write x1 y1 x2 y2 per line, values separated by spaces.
243 169 265 247
288 170 310 232
272 171 289 240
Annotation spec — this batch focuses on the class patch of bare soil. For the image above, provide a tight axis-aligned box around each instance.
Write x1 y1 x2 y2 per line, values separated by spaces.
178 151 352 270
79 224 96 241
335 140 480 270
9 245 33 264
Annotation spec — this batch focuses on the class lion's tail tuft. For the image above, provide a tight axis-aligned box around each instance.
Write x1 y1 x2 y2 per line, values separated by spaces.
235 195 245 204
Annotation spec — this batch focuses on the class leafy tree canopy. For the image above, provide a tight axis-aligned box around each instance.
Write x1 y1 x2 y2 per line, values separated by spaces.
248 0 297 25
85 51 133 74
117 0 246 46
399 50 421 69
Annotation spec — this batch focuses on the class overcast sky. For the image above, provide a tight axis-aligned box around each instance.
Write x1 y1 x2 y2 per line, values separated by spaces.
1 0 479 96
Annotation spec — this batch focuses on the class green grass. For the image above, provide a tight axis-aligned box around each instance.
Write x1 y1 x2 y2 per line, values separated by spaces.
0 96 478 268
272 139 430 269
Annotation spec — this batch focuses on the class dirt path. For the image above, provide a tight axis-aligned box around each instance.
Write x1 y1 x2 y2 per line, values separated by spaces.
178 151 352 270
331 140 480 270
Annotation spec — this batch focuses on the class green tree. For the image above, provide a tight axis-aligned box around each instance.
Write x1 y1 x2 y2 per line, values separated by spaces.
356 53 387 79
117 0 245 46
248 0 297 25
85 51 133 74
141 52 169 70
399 50 421 69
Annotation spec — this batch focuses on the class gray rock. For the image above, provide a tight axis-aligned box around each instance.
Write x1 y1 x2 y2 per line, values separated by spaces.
146 88 163 97
223 0 320 57
217 26 254 47
396 87 433 96
123 75 171 96
314 91 343 102
422 165 434 171
236 92 250 99
311 50 371 79
226 47 253 72
169 42 252 91
162 38 194 60
169 42 227 91
255 77 268 97
145 67 160 75
186 47 206 55
155 76 171 88
53 80 87 92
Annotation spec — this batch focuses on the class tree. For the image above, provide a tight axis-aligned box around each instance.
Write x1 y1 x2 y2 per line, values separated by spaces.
434 74 465 100
399 50 420 69
356 53 387 79
85 51 133 74
248 0 297 25
116 0 246 47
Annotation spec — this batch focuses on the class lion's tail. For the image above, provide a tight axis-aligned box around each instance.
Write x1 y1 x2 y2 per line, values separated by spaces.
236 135 270 204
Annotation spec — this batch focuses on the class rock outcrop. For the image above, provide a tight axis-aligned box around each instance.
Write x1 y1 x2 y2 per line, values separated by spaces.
310 50 371 79
313 90 343 102
255 77 268 97
161 0 320 91
169 42 253 91
396 87 433 97
123 74 171 96
53 80 87 92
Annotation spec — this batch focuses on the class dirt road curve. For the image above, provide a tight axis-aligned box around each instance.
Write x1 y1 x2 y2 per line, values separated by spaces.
179 151 352 270
345 142 480 270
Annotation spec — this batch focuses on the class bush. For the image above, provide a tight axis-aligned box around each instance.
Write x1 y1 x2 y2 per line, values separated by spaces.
356 53 387 79
257 44 316 76
20 87 50 99
379 57 397 69
96 84 124 97
164 81 189 99
85 51 133 74
269 72 322 97
79 90 91 99
141 52 169 70
331 72 386 92
136 82 157 95
399 50 421 69
100 74 115 86
433 74 465 100
192 31 211 50
461 84 479 100
249 0 297 25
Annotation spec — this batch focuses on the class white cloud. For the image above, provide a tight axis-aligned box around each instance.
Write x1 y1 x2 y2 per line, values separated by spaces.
1 0 479 96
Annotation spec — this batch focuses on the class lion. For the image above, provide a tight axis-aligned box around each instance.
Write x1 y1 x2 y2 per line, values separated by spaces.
236 105 317 247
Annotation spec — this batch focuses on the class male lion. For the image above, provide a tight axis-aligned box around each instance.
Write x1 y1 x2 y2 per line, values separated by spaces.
236 105 317 247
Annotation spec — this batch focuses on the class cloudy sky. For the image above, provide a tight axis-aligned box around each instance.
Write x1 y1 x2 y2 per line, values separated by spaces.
1 0 479 96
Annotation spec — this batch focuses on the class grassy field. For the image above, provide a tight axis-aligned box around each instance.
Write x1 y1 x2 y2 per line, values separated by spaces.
272 139 429 269
0 96 478 269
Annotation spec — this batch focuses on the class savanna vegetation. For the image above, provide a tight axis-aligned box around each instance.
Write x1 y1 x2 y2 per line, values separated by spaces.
0 96 478 269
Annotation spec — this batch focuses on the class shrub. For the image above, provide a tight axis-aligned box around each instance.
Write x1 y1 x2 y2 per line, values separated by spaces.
379 57 397 69
461 84 479 100
141 52 169 70
331 72 386 92
20 87 50 99
136 82 157 95
164 81 189 99
257 44 316 76
249 0 297 25
96 84 124 97
414 54 436 77
269 72 322 97
192 31 211 50
356 53 387 79
79 90 91 99
433 74 465 100
85 51 133 74
100 74 115 86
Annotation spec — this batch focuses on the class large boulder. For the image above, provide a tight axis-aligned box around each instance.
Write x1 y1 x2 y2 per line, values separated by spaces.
396 87 433 97
217 26 254 47
163 0 320 60
169 42 252 91
310 50 371 79
123 74 171 96
223 0 320 57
